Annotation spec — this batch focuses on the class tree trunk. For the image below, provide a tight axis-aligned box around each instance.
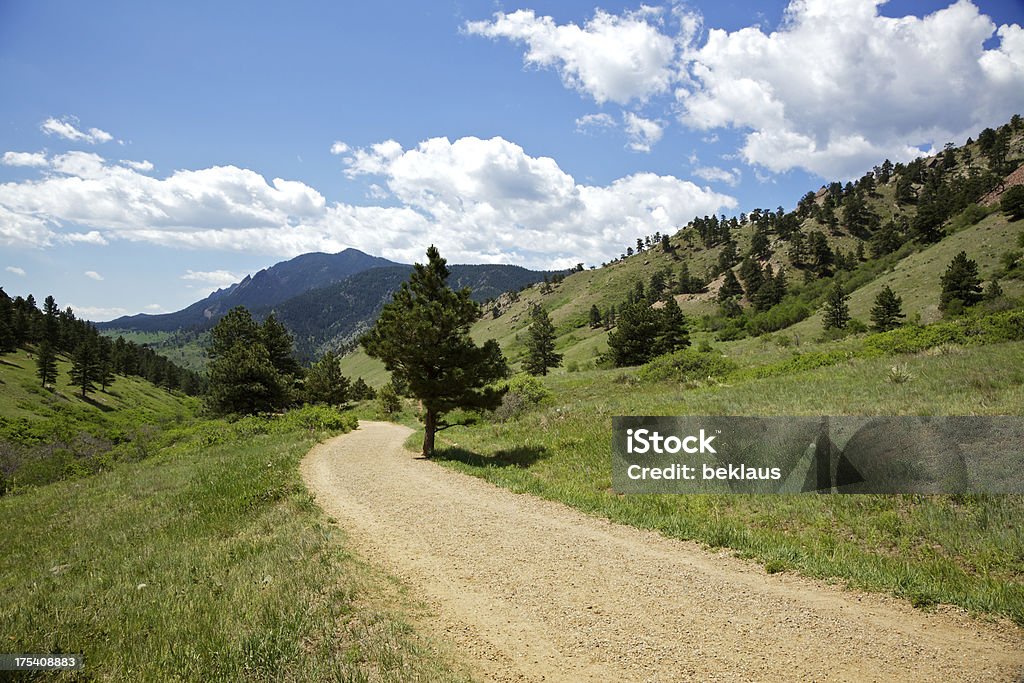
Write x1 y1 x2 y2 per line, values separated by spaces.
423 408 436 458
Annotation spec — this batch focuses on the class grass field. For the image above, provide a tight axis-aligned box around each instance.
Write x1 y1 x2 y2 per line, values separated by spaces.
0 409 468 682
424 339 1024 625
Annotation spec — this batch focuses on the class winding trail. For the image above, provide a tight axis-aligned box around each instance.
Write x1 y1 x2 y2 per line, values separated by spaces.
301 421 1024 682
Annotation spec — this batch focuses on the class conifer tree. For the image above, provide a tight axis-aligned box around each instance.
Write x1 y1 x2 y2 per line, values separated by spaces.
822 282 851 330
588 304 602 328
70 338 100 397
362 246 507 456
718 270 743 302
939 251 983 312
606 301 661 367
36 340 58 387
304 350 350 406
870 286 905 331
654 297 690 356
524 305 562 376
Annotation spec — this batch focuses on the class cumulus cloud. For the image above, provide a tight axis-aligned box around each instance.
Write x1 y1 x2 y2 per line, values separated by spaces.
330 141 350 155
5 266 26 276
121 159 154 172
464 8 678 105
693 166 741 186
41 116 115 144
84 270 104 281
0 137 735 269
2 151 48 167
470 1 1024 179
623 113 664 152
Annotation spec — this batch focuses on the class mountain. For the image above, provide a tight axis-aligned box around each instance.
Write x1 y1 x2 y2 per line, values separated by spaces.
99 248 399 333
271 263 564 360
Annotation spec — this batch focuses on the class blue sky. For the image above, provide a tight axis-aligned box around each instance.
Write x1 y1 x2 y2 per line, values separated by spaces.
1 0 1023 320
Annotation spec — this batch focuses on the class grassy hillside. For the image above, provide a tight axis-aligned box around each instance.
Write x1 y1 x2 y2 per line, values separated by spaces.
0 409 467 681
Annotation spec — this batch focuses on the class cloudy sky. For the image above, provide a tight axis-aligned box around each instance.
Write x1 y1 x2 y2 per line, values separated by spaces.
2 0 1023 320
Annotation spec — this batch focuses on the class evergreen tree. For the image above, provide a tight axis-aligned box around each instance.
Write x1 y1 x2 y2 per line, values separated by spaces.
606 301 661 367
42 295 60 348
588 304 602 328
362 246 508 456
259 313 302 378
524 306 562 376
822 282 851 330
209 307 260 359
654 297 690 356
983 278 1004 301
376 382 401 414
870 286 905 331
97 337 115 391
70 338 100 398
717 269 743 302
808 231 834 276
350 377 376 401
940 251 983 312
717 240 739 272
207 343 287 415
304 350 350 406
1002 185 1024 221
36 340 58 387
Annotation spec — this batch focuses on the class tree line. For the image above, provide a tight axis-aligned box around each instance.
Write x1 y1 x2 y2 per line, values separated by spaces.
0 289 203 396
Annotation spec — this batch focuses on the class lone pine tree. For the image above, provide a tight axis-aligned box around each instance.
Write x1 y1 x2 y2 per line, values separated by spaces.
822 282 851 330
362 246 508 457
940 251 983 312
36 340 58 388
524 305 562 376
870 286 905 331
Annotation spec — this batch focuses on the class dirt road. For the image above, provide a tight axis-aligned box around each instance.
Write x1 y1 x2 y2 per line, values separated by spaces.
300 421 1024 682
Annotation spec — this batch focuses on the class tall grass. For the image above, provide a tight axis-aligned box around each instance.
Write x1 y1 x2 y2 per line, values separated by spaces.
0 408 468 682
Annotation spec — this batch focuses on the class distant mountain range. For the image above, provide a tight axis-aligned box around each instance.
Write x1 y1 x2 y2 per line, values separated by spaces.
99 248 562 362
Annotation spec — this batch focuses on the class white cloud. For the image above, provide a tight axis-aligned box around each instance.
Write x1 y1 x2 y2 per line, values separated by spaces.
143 303 165 312
180 270 244 289
693 166 741 186
330 141 350 155
623 112 664 152
469 1 1024 179
40 116 115 144
464 8 679 105
5 266 26 276
2 151 48 167
121 159 154 172
0 136 735 269
84 270 104 281
678 0 1024 178
575 112 616 132
66 303 128 321
62 231 109 246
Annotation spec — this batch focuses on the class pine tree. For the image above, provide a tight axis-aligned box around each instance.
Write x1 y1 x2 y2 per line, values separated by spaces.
939 251 983 312
362 246 508 456
70 338 100 397
654 297 690 356
42 295 60 348
97 337 115 391
207 343 287 415
524 306 562 376
350 377 376 401
1002 185 1024 222
822 282 851 330
718 269 743 302
36 340 58 387
606 301 661 367
588 304 602 328
870 286 905 331
304 350 350 406
260 313 302 377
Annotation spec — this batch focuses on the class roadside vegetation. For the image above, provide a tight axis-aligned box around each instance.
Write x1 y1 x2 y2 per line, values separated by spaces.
0 406 469 681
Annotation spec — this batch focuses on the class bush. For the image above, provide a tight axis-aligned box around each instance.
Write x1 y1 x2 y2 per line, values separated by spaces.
376 384 401 415
637 348 738 383
492 374 550 422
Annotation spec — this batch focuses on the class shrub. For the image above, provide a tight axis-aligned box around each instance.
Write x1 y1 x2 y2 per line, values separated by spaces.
637 348 738 383
492 374 550 422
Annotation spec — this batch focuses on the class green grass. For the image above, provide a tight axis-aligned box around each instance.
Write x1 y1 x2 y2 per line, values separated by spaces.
101 329 211 373
0 410 468 682
1 347 202 490
426 341 1024 624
